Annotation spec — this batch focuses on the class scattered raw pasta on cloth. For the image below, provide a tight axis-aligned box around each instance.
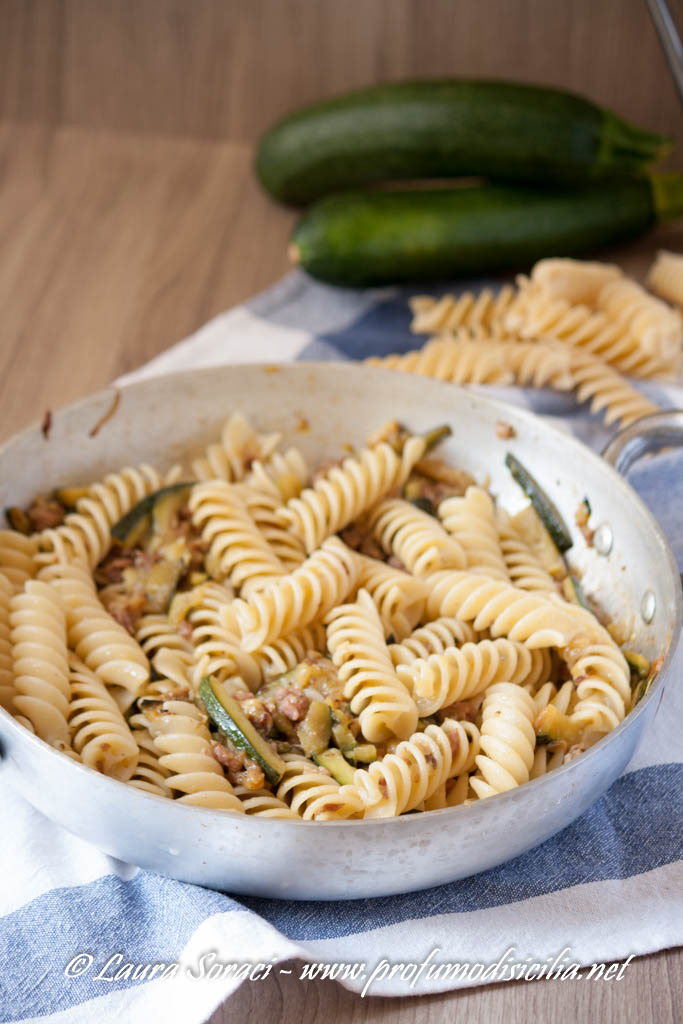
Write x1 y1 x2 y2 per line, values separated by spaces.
375 256 683 426
0 409 659 820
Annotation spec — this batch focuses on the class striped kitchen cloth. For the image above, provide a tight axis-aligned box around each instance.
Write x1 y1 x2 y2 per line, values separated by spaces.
2 270 682 1024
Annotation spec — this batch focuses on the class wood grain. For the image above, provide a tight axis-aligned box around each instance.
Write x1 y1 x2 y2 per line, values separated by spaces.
210 949 683 1023
0 0 681 156
0 2 681 1022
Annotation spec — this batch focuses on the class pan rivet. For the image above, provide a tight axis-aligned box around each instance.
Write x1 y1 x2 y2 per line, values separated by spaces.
594 524 613 556
641 590 656 624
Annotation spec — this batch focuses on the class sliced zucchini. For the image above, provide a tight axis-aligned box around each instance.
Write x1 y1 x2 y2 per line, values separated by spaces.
5 506 31 534
505 453 572 552
199 676 285 784
624 650 650 681
297 700 332 756
331 720 356 752
410 496 436 517
313 748 356 785
344 743 377 765
534 704 582 746
55 485 91 509
111 483 193 546
143 558 185 613
511 504 567 580
152 486 191 539
420 424 452 454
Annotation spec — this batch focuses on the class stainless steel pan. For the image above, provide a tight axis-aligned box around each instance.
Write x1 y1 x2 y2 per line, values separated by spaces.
0 363 680 900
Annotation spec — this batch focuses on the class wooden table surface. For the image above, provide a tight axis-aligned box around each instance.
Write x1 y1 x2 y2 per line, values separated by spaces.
0 2 682 1021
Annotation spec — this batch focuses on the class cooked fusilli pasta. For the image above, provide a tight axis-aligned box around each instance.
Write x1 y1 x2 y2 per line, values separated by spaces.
191 412 280 483
388 616 478 667
189 480 287 595
10 580 72 750
355 554 428 640
370 499 466 578
281 438 426 553
36 465 172 569
0 573 14 712
1 403 658 826
229 536 359 651
326 589 418 742
141 698 244 812
68 653 139 780
39 563 149 694
0 530 37 592
470 683 538 798
396 637 540 716
439 487 508 580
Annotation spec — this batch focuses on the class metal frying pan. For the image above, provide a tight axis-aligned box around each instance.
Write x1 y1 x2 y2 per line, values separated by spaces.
0 363 680 900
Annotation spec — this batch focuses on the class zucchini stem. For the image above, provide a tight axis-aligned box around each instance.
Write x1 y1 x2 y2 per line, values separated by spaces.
651 174 683 224
420 424 452 453
600 112 672 174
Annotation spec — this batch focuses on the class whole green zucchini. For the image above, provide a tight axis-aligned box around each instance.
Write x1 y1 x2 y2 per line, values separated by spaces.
289 175 683 286
256 80 670 204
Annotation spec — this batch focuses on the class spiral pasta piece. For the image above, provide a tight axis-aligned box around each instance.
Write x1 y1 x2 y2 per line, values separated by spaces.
567 347 660 427
0 530 38 592
189 480 287 596
233 785 299 819
235 485 306 570
470 683 537 799
366 337 514 385
530 258 622 305
252 623 328 679
527 680 576 778
388 616 478 667
39 563 149 694
229 537 359 652
409 286 518 339
191 621 261 693
439 487 508 580
276 753 364 820
142 699 244 811
36 464 171 569
567 640 632 736
67 653 139 781
180 581 235 629
0 573 14 711
340 720 480 819
191 413 280 483
325 589 418 742
425 571 582 648
10 580 72 749
396 638 536 716
356 553 428 640
135 614 194 694
371 499 467 578
646 250 683 308
596 276 682 366
505 284 675 379
495 511 557 593
245 447 309 502
281 438 426 553
128 726 173 798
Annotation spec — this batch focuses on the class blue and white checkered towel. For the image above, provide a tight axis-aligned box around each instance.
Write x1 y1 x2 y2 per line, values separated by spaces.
3 271 683 1023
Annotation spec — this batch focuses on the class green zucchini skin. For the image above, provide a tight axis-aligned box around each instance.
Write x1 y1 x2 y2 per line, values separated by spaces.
256 80 669 204
290 180 656 287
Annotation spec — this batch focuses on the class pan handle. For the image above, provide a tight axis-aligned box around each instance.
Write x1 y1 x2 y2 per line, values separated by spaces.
602 409 683 476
